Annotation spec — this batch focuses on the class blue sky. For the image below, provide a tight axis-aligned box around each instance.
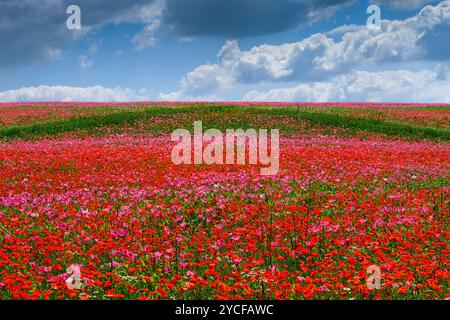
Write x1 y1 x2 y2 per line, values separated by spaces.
0 0 449 102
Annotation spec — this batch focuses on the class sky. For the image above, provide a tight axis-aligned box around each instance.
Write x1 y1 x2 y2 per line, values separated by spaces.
0 0 450 102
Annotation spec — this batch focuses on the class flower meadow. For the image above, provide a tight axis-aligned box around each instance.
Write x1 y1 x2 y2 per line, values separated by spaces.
0 103 448 300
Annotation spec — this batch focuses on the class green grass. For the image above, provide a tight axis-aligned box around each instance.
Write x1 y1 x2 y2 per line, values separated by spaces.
0 105 448 141
0 107 180 139
269 107 450 140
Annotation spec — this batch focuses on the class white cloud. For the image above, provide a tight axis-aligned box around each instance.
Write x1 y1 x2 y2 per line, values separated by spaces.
78 55 94 69
161 1 450 100
0 85 147 102
132 20 161 50
160 64 230 101
243 69 450 103
131 0 165 50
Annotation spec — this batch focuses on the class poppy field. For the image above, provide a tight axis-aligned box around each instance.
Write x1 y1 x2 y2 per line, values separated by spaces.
0 103 449 300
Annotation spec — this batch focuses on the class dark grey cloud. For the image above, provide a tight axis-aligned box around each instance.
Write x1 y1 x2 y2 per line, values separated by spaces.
0 0 353 69
1 0 438 70
164 0 353 38
0 0 158 69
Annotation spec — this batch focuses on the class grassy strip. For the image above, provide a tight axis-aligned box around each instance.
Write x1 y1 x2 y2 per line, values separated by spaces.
0 107 182 140
0 105 448 141
265 107 449 140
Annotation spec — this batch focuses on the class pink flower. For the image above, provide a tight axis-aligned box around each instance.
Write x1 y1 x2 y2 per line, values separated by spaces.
319 284 329 292
38 266 52 274
152 252 162 260
231 257 242 263
68 264 82 276
110 228 128 237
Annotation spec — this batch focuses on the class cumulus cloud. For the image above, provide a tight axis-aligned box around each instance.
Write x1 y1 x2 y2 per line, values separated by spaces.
161 1 450 100
2 0 350 68
0 85 147 102
243 69 450 102
0 0 163 68
3 0 443 70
